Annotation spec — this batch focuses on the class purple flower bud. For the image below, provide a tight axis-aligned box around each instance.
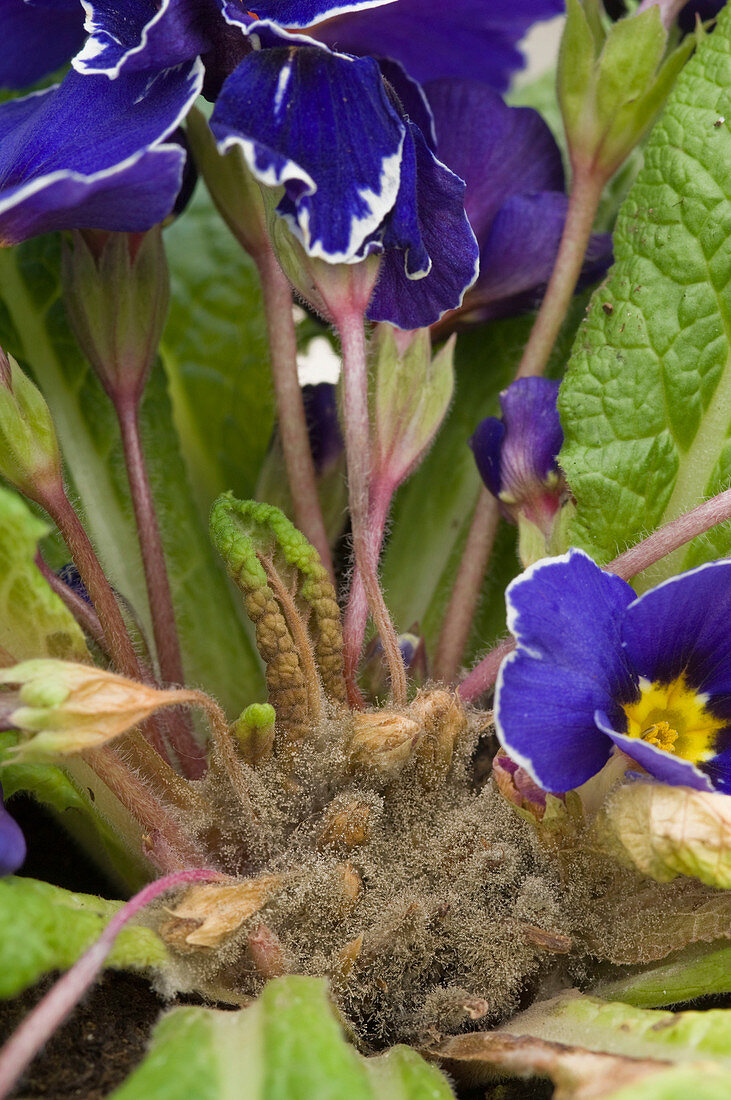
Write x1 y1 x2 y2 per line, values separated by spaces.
0 784 26 877
302 383 343 475
470 378 566 534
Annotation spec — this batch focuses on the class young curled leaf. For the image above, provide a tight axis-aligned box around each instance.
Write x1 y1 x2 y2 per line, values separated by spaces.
210 494 346 745
595 782 731 888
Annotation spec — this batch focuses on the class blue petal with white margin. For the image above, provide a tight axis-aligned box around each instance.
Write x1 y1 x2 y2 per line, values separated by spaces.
0 0 85 89
495 549 637 793
0 61 203 245
210 44 404 263
366 122 479 329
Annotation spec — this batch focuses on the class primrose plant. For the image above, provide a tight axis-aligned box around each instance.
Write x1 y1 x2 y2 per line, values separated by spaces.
0 1 730 1098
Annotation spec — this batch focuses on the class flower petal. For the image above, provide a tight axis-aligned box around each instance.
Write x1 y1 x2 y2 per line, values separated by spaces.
211 45 404 264
597 713 716 793
367 122 479 328
0 0 85 89
426 80 564 244
495 550 637 793
623 560 731 701
0 62 203 244
0 786 25 877
313 0 564 88
241 0 396 28
470 417 505 498
75 0 214 76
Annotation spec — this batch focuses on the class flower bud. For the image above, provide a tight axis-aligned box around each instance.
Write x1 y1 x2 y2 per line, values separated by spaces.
373 324 455 490
62 226 170 406
411 689 467 789
318 799 374 850
493 752 550 821
348 710 422 777
0 659 201 761
186 106 269 259
231 702 276 767
558 0 695 179
0 783 25 877
470 377 569 563
0 348 63 500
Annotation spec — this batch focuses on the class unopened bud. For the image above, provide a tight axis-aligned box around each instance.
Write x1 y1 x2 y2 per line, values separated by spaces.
318 799 373 850
331 933 363 985
62 227 170 406
247 923 291 978
0 349 62 499
231 702 276 767
493 752 550 821
186 106 269 259
411 689 467 789
348 711 422 777
331 862 363 916
0 659 202 761
373 325 455 489
558 0 695 179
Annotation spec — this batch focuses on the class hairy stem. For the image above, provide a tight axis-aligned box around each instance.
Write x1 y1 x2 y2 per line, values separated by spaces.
34 552 109 656
116 397 205 779
256 248 335 582
338 312 407 707
0 869 224 1100
190 690 258 822
516 165 605 379
458 485 731 701
434 489 500 685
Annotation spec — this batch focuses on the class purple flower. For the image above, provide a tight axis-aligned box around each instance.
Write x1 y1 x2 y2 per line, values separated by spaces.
425 80 612 333
303 382 343 474
495 550 731 795
0 0 85 89
312 0 565 89
471 378 566 533
0 61 202 246
0 785 25 876
210 25 479 328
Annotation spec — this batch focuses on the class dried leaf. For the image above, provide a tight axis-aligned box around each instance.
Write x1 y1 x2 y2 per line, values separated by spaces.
164 876 284 948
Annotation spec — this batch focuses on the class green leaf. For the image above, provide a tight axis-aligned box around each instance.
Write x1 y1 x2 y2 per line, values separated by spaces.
591 940 731 1008
112 976 454 1100
0 484 88 662
161 184 275 519
559 6 731 587
0 234 263 713
0 877 168 999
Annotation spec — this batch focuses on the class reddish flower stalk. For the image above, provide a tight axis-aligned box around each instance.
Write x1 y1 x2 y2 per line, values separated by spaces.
0 869 224 1100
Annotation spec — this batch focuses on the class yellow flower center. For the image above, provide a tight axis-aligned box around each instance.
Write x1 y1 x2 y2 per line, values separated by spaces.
623 674 723 764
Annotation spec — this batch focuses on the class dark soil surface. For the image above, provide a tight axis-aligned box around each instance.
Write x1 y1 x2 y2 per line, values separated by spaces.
0 971 164 1099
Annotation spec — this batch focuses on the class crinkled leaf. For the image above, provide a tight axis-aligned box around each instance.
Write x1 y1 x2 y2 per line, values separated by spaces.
112 976 454 1099
559 6 731 587
160 185 275 519
591 939 731 1008
596 783 731 888
0 235 263 713
0 485 88 663
0 876 168 999
432 994 731 1099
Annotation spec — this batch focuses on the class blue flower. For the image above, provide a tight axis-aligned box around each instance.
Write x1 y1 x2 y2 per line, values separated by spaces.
0 61 202 246
312 0 565 89
0 0 85 90
210 25 479 328
303 383 343 474
471 378 566 533
495 550 731 795
0 784 25 876
425 80 612 333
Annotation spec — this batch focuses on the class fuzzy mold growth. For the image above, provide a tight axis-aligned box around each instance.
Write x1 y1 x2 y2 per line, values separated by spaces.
139 496 672 1046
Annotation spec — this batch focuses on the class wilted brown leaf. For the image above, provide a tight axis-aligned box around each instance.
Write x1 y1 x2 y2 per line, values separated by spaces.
164 875 284 948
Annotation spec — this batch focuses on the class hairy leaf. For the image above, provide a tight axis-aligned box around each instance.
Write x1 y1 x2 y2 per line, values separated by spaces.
112 976 454 1099
0 485 88 663
0 877 168 999
559 7 731 587
591 940 731 1008
0 235 263 713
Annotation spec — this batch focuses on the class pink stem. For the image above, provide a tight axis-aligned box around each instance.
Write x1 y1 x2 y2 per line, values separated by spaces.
338 312 407 706
433 489 500 686
458 485 731 702
255 248 335 582
607 486 731 581
343 477 393 708
0 869 224 1100
115 398 205 779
